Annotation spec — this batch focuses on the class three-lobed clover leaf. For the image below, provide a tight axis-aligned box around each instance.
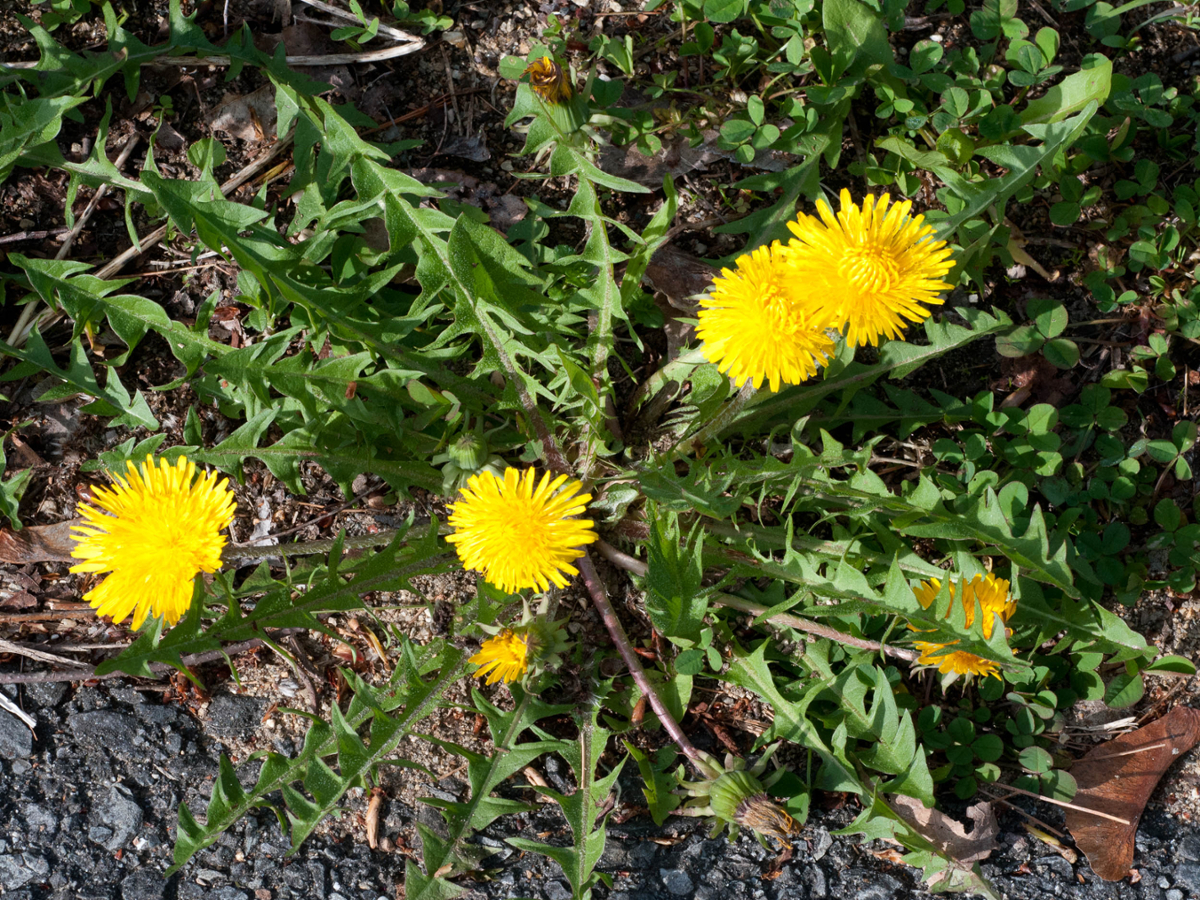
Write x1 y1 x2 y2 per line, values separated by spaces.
995 298 1079 369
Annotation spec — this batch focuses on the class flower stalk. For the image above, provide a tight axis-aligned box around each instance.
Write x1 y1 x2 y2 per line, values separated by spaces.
593 539 918 663
576 552 707 766
669 379 762 460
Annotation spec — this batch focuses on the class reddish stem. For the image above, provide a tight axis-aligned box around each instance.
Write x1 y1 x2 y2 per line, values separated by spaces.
576 552 706 766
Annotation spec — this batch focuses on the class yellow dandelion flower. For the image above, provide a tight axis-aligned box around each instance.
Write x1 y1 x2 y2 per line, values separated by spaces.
523 56 573 104
782 189 955 348
470 629 530 685
696 242 837 392
446 468 597 594
70 455 236 631
910 574 1017 680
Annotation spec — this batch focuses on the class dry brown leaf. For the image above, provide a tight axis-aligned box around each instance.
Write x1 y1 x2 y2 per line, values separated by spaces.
440 133 490 163
0 590 37 610
522 766 550 789
210 86 278 142
995 353 1073 409
644 244 717 360
1005 221 1059 282
405 169 526 232
890 795 999 889
365 787 384 850
1065 706 1200 881
891 795 999 865
644 244 717 312
0 520 80 564
1022 823 1077 864
598 130 792 187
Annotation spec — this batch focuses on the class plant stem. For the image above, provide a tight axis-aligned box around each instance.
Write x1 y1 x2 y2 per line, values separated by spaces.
670 379 761 459
593 539 918 663
221 528 421 561
711 593 918 662
575 552 707 767
0 630 306 685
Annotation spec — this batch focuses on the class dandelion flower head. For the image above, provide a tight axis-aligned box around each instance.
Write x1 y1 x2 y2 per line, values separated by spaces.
523 56 573 104
470 629 530 685
70 455 236 630
696 241 836 392
446 468 597 594
910 573 1017 680
782 189 954 348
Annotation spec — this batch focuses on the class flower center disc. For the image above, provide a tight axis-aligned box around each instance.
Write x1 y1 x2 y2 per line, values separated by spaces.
506 504 549 548
764 286 803 337
838 247 899 294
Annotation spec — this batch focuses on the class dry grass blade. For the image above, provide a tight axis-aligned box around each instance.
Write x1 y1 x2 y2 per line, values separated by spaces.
0 691 36 730
296 0 421 44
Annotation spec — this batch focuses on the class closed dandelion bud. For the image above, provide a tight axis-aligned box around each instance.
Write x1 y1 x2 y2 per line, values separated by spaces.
448 432 490 472
523 56 573 105
733 792 799 841
709 769 766 824
526 616 571 668
681 750 798 846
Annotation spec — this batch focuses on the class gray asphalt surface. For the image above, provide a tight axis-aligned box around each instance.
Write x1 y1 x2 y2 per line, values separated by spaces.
1 679 1198 900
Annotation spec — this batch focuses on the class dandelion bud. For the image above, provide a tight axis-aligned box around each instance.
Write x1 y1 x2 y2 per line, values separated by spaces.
448 431 490 472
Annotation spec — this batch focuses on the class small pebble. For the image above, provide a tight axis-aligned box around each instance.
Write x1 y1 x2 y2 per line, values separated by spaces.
661 868 694 895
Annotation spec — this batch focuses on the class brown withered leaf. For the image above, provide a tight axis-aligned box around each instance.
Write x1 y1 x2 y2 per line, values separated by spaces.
891 796 999 865
210 85 278 142
0 591 37 610
644 244 717 360
365 787 384 850
644 244 717 312
598 129 793 187
890 796 999 891
405 169 526 233
994 354 1074 409
0 520 80 564
1065 706 1200 881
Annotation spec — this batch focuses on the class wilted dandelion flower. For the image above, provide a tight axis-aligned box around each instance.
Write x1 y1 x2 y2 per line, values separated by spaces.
677 746 798 848
70 455 236 630
783 189 954 348
910 573 1017 680
446 468 597 593
523 56 573 104
470 629 530 685
696 242 836 392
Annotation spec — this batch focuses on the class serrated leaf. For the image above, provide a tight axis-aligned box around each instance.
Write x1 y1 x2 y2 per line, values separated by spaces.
508 703 625 899
408 687 572 900
624 742 681 826
930 104 1098 239
643 508 708 648
170 640 464 872
728 308 1013 437
0 330 158 430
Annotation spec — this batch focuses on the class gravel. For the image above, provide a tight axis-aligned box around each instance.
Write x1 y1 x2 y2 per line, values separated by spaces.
0 678 1197 900
204 694 268 740
0 708 33 759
